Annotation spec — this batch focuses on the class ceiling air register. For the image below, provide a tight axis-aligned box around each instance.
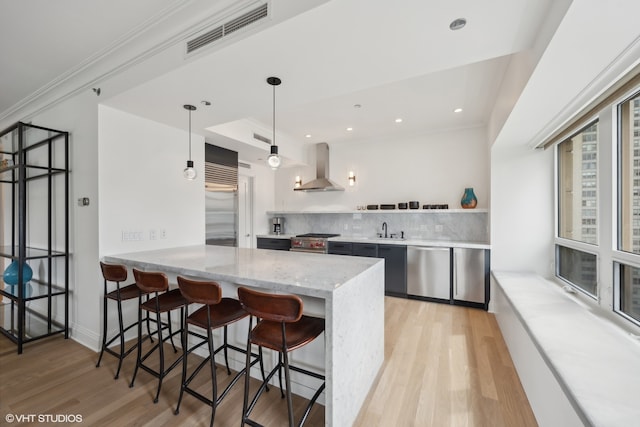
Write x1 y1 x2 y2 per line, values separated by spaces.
186 3 269 54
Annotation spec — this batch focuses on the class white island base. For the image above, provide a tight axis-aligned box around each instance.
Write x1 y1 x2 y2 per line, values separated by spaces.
103 245 385 426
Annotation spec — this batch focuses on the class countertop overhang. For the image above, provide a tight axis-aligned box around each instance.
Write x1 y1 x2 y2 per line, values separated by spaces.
103 244 382 298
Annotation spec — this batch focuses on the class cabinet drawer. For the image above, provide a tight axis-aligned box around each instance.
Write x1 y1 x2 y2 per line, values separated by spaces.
328 242 353 255
352 243 378 257
257 238 291 251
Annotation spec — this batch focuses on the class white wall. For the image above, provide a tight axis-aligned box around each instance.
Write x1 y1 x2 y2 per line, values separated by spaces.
18 90 101 347
274 127 490 212
98 106 205 255
490 142 554 277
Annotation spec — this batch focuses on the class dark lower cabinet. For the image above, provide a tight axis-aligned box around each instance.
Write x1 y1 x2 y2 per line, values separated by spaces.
257 237 291 251
378 245 407 297
328 241 353 255
328 241 407 297
352 243 378 257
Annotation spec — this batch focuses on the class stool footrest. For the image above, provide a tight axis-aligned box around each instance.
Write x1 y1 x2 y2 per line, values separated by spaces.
181 341 262 407
244 360 325 427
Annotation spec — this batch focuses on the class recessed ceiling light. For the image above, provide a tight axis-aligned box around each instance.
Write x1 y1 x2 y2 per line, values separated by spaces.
454 108 463 113
354 104 362 108
201 100 211 106
449 18 466 31
346 127 353 131
395 118 403 123
305 134 312 138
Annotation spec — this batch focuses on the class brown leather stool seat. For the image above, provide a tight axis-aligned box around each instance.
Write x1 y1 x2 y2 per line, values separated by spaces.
174 277 265 427
96 262 154 380
129 268 188 404
238 286 325 427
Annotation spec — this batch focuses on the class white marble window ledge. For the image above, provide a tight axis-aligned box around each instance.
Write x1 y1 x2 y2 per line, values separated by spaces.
492 271 640 427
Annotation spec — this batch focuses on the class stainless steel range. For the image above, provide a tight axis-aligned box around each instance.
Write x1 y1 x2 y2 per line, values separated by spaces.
290 233 340 253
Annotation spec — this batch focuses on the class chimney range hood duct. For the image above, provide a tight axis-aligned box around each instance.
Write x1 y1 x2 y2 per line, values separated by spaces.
294 143 344 192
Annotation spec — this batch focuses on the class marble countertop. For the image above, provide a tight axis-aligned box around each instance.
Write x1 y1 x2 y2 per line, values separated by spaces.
103 245 382 298
493 271 640 427
257 234 490 249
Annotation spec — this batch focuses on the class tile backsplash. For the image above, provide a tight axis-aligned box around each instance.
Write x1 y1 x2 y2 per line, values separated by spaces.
270 211 488 243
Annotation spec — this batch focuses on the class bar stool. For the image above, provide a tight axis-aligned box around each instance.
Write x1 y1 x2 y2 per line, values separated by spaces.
237 286 325 427
96 261 153 380
129 268 188 403
174 277 266 427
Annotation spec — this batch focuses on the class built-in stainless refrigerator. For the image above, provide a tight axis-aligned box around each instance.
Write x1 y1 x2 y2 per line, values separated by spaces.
205 190 237 246
204 143 238 247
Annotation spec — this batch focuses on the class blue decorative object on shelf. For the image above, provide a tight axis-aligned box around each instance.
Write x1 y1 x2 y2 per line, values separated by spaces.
3 260 33 286
460 187 478 209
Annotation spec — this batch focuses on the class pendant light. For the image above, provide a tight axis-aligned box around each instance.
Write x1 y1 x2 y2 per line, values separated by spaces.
183 104 197 180
266 76 282 169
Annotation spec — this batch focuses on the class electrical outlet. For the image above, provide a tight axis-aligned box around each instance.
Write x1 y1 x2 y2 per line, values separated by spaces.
160 229 166 239
122 230 144 241
149 229 157 240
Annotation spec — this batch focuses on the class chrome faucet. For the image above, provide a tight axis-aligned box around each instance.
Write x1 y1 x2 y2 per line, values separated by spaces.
382 222 388 238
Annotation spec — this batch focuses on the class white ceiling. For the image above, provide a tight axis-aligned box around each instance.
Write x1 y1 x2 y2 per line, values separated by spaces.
0 0 179 114
0 0 566 163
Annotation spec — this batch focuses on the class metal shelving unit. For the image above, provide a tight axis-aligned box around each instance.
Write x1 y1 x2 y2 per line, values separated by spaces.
0 122 69 354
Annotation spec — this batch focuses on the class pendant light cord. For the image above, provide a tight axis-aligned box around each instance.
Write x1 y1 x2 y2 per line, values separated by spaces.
188 109 192 161
272 82 276 147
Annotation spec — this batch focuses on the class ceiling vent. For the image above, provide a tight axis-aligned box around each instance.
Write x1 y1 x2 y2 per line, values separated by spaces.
187 3 268 54
253 132 271 145
205 162 238 191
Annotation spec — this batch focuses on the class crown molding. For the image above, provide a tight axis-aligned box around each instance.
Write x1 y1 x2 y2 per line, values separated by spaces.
0 0 263 125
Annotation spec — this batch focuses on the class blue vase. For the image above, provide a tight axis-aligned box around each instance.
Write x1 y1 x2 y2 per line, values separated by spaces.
3 260 33 286
461 188 478 209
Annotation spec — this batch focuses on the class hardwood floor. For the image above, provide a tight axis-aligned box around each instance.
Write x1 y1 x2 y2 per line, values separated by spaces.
0 298 537 426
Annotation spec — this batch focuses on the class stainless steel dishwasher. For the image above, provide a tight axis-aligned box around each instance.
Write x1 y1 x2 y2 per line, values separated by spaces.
407 246 451 301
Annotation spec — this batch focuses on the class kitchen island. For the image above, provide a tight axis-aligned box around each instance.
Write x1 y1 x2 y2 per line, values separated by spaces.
103 244 384 426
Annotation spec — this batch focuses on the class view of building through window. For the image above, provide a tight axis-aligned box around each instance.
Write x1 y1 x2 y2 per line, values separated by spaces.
558 122 599 245
557 245 597 295
619 93 640 254
619 92 640 321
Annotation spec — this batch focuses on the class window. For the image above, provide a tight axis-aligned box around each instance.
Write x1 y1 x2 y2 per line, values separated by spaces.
557 246 598 296
619 92 640 255
618 263 640 323
558 121 599 245
553 78 640 327
615 91 640 324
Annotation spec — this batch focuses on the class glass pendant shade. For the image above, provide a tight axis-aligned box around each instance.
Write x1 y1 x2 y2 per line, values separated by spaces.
183 160 197 180
267 145 281 169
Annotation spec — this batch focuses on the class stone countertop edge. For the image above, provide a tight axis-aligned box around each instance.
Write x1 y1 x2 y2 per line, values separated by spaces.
257 234 490 249
102 245 383 299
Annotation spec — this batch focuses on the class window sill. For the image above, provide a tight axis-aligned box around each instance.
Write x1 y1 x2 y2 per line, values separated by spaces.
492 271 640 427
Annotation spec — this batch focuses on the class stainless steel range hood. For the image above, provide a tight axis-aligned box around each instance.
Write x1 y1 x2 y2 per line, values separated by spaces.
294 143 344 192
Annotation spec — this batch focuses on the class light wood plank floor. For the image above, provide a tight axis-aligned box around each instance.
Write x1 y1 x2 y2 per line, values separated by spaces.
0 298 537 426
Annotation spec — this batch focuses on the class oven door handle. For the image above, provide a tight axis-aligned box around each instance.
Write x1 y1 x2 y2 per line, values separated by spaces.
290 248 325 254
